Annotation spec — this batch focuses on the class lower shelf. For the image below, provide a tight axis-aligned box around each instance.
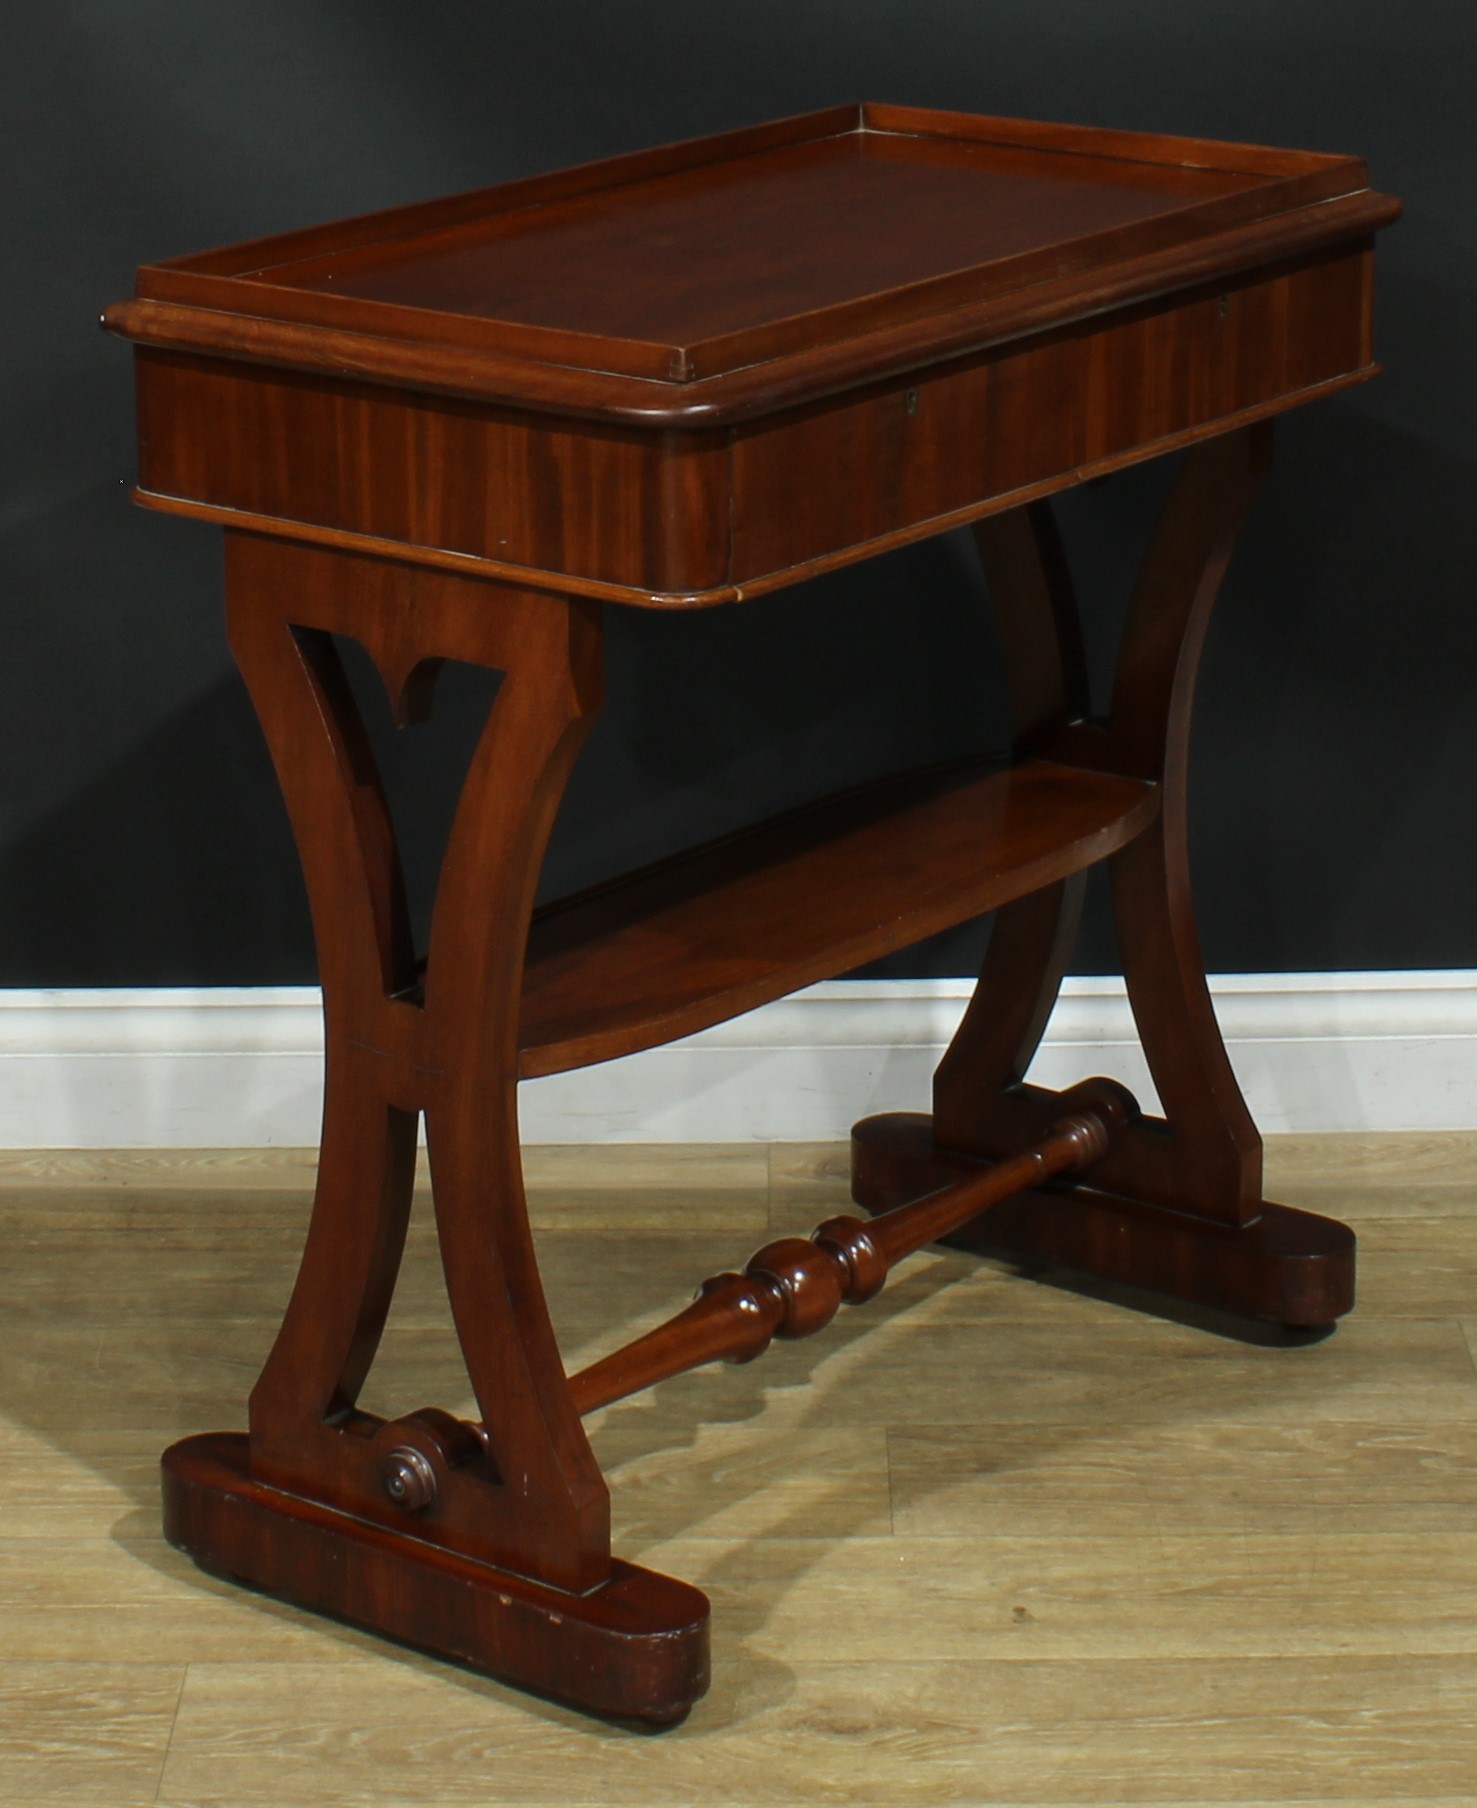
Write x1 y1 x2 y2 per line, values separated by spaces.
520 755 1157 1077
162 1433 711 1725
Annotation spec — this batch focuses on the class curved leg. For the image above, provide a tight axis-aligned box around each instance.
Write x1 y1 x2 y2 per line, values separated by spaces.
217 610 422 1440
419 615 611 1582
934 498 1089 1141
1099 422 1270 1217
860 425 1355 1327
161 533 708 1723
933 876 1085 1133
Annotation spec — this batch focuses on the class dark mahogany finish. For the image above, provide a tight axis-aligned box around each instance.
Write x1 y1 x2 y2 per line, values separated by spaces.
570 1080 1133 1415
106 104 1397 603
104 106 1398 1723
850 1112 1355 1330
162 1434 709 1725
521 759 1157 1077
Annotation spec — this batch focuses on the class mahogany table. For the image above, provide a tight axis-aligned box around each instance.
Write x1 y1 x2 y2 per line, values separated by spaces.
105 104 1400 1724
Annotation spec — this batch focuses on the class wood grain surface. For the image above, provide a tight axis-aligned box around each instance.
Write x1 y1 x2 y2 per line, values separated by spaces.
106 105 1393 413
3 1132 1475 1803
106 104 1399 608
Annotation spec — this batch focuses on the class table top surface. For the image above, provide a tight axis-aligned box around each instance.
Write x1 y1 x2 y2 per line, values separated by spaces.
108 104 1397 423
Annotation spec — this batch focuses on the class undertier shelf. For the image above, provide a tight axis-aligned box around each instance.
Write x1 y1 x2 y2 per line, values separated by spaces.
517 756 1158 1079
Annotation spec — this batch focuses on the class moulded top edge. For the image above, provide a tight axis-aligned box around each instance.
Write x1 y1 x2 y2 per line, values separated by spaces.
106 181 1400 427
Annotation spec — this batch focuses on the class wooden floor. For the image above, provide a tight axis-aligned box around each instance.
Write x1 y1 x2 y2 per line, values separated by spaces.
3 1134 1477 1806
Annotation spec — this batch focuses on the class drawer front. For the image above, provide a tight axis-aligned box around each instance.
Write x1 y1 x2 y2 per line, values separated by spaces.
730 245 1373 585
135 353 730 598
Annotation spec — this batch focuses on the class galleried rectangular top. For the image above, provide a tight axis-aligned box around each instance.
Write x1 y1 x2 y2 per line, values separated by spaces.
106 103 1399 424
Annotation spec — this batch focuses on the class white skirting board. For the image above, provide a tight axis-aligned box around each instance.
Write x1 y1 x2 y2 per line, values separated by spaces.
1 972 1475 1148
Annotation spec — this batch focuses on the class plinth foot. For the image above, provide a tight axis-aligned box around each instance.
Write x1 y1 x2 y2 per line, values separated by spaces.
162 1434 710 1725
851 1113 1355 1330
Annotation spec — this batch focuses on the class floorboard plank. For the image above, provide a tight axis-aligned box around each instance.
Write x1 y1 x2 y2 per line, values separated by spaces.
4 1134 1476 1804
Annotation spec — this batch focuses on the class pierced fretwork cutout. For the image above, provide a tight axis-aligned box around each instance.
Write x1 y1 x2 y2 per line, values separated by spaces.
227 534 609 1593
328 633 504 981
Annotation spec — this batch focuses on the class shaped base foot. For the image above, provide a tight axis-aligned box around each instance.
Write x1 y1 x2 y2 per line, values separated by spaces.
851 1112 1355 1330
162 1433 710 1725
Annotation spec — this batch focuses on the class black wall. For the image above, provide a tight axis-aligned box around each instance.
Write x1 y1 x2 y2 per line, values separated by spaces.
4 2 1473 986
